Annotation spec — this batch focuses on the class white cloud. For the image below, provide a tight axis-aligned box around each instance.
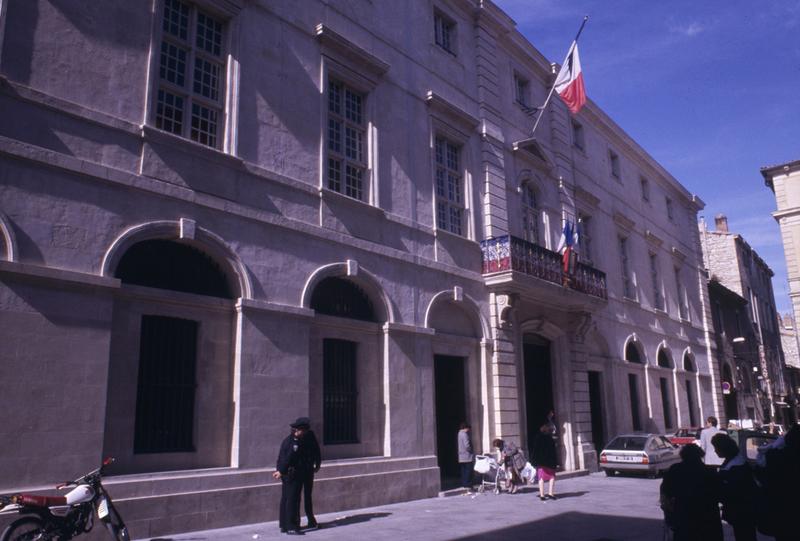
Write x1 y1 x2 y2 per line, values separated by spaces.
669 21 704 37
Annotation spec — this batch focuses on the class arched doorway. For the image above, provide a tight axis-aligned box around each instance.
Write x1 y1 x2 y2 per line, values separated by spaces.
624 338 646 432
104 238 238 473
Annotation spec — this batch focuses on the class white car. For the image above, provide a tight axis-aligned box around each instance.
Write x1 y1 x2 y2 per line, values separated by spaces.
599 433 681 478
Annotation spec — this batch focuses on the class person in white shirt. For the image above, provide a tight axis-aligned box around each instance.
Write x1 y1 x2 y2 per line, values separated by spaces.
698 416 724 467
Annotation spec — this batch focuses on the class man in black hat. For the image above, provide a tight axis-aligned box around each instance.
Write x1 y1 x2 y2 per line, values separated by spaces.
272 417 321 535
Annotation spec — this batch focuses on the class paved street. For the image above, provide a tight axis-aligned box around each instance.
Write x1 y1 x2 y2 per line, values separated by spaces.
141 473 767 541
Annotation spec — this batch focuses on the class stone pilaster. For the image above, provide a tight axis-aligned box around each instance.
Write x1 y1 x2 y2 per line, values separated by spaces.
489 292 521 442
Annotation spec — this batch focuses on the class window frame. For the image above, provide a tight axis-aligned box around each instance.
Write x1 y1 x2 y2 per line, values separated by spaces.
578 214 592 264
619 235 635 300
520 181 540 245
326 77 369 202
609 149 620 179
433 134 465 236
675 266 689 321
571 120 585 151
513 71 529 107
666 196 674 221
149 0 231 150
433 9 457 55
640 177 650 202
650 252 664 311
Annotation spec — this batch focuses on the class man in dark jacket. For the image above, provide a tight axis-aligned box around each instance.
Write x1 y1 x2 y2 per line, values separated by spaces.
272 417 320 535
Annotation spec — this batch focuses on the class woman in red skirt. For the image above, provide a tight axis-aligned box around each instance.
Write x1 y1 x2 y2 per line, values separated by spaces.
532 423 559 501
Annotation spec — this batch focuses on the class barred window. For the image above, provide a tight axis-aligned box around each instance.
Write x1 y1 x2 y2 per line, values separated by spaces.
521 184 539 244
435 136 464 236
434 10 456 54
328 80 366 201
323 339 358 445
154 0 225 148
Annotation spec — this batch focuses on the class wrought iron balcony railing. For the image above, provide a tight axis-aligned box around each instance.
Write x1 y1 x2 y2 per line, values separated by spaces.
480 235 607 300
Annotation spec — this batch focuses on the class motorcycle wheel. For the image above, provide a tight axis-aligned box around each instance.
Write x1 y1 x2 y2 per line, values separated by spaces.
0 517 48 541
103 504 130 541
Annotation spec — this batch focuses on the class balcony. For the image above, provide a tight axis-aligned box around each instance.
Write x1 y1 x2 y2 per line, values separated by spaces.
480 235 607 302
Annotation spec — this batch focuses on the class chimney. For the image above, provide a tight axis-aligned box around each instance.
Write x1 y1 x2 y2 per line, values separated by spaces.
715 214 729 233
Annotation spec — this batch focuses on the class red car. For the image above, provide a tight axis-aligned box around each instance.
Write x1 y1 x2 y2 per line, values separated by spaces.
668 428 701 446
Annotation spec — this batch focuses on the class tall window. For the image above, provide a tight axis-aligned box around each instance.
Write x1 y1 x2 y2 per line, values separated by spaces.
619 236 634 299
675 266 688 320
686 379 697 427
609 150 620 179
640 177 650 201
154 0 226 148
514 73 529 106
521 183 539 244
328 80 366 201
572 120 585 150
578 215 592 262
666 197 674 221
435 136 464 235
323 338 358 444
650 253 664 310
134 315 198 453
434 10 456 54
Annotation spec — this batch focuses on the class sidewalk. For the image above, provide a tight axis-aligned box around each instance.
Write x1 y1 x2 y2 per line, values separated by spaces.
140 473 762 541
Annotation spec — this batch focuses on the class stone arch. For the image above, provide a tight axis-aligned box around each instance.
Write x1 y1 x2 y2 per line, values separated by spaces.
301 261 394 323
101 219 252 299
425 289 488 339
682 348 696 372
623 334 646 364
0 211 18 262
656 342 674 369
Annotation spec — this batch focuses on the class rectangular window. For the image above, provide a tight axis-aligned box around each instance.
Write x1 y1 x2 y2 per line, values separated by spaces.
578 215 592 262
434 10 455 54
521 184 539 244
640 177 650 201
609 150 620 179
327 80 366 201
619 236 634 299
628 373 642 431
323 338 358 445
572 120 585 150
660 377 673 429
650 253 664 311
514 73 529 106
666 197 674 221
675 266 688 320
154 0 225 148
435 136 464 236
134 315 198 453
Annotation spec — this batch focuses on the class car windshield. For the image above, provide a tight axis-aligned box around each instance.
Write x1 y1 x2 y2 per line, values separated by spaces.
605 436 647 451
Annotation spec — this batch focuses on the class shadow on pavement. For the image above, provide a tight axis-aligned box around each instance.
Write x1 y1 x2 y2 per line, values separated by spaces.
322 511 392 528
452 511 666 541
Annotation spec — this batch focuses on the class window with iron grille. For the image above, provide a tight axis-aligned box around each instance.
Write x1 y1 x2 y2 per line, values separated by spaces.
323 339 358 445
619 236 635 299
434 10 455 54
134 315 198 453
650 253 664 311
154 0 226 148
327 79 366 201
521 183 539 244
435 136 464 236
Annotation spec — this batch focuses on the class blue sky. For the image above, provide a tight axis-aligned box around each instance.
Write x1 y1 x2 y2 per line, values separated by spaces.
495 0 800 313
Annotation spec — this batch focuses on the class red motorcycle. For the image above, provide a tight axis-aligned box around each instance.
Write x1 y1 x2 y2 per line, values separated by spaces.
0 458 128 541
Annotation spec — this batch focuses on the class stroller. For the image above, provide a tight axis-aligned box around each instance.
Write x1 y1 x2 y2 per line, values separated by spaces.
473 454 505 494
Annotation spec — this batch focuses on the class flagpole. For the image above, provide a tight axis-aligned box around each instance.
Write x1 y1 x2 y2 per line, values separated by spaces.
530 15 589 137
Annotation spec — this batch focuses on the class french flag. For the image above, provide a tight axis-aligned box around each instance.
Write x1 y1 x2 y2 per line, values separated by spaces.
554 42 586 115
556 221 579 275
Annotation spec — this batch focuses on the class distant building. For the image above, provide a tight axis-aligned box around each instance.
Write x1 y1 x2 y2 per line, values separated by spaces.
777 313 800 422
0 0 717 537
701 215 788 425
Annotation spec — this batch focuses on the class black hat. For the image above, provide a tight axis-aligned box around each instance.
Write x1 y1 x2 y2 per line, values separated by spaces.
290 417 311 429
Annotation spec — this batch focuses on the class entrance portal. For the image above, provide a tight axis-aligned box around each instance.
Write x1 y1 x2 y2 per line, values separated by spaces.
524 338 554 454
434 355 467 485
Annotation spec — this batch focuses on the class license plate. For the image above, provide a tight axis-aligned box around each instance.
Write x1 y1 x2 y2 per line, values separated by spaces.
97 498 109 519
608 454 640 463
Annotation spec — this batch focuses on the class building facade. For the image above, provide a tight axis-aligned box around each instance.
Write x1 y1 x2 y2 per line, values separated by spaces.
0 0 716 537
701 215 788 425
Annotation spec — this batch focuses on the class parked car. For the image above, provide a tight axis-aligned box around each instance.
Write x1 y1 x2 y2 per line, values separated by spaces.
668 427 701 446
599 434 680 478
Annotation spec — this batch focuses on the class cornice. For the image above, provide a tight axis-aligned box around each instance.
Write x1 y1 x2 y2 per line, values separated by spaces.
316 24 390 79
426 91 480 130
